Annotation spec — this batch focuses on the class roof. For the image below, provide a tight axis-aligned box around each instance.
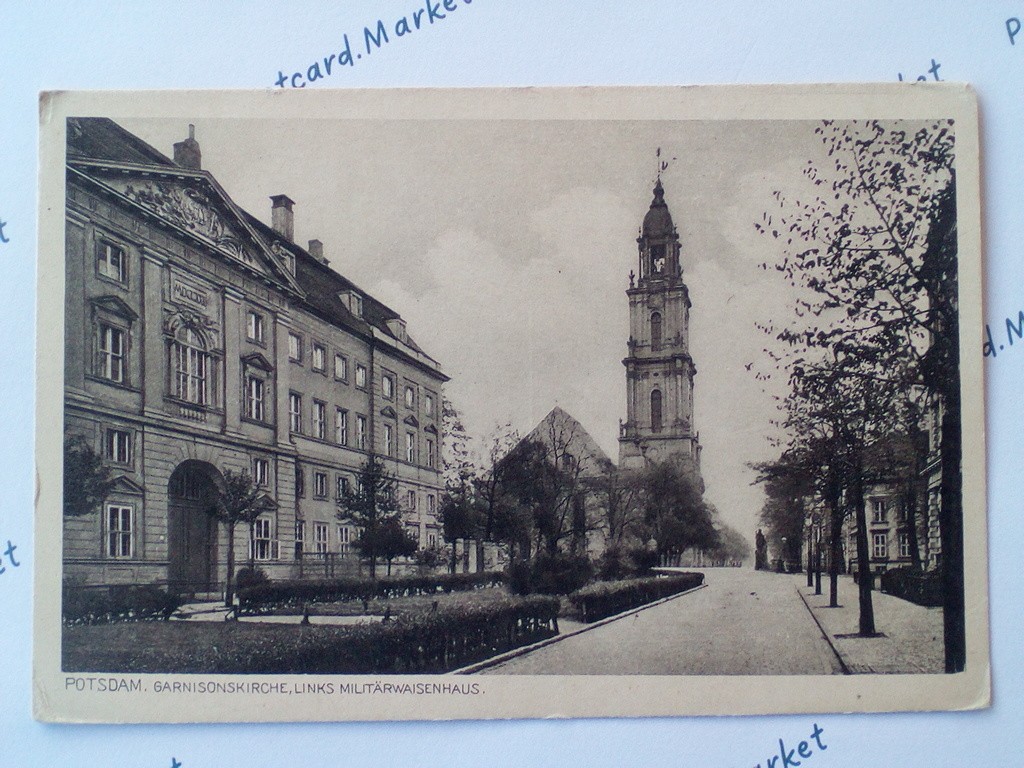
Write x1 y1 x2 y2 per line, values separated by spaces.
642 178 675 238
522 406 613 475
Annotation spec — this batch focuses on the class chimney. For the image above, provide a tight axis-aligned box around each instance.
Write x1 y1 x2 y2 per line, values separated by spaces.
173 124 202 170
270 195 295 242
308 238 328 265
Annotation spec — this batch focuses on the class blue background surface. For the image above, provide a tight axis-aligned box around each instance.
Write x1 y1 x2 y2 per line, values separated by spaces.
1 2 1020 765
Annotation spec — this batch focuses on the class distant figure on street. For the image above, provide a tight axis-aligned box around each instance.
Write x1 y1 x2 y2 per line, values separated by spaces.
755 528 767 570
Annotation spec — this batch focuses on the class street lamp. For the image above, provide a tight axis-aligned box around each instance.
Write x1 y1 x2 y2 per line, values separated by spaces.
780 536 787 573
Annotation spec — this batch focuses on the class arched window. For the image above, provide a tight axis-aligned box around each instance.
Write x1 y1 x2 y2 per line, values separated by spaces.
651 389 663 433
650 312 662 352
172 327 211 405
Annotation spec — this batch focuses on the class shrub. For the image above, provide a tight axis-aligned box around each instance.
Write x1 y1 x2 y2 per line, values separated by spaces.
879 566 943 607
63 583 183 625
597 546 659 580
238 571 505 612
235 567 269 591
568 572 704 623
528 552 594 595
507 559 532 596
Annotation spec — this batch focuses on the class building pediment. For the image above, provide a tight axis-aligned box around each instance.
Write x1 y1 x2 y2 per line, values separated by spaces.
241 352 274 372
89 295 138 321
424 424 438 435
403 415 419 428
110 475 145 496
380 406 397 420
68 160 304 299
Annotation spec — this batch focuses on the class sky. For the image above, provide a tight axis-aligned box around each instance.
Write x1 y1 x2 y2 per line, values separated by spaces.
118 114 851 540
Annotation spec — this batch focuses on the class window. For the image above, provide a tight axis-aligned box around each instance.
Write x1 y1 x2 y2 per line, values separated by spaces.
899 532 911 559
335 408 348 445
245 375 265 421
104 428 132 464
337 524 352 554
171 328 211 405
294 520 304 558
650 243 666 273
295 464 305 498
336 475 349 500
404 386 415 408
289 392 302 433
406 490 416 511
355 364 367 389
251 517 273 561
97 241 127 283
382 374 394 400
426 438 435 468
314 471 328 498
427 530 437 548
872 533 888 559
314 522 329 554
872 499 887 523
351 294 363 317
252 458 269 486
98 323 126 383
897 499 910 522
650 389 663 433
288 332 302 362
106 504 133 558
356 415 367 449
383 424 393 456
247 311 265 343
427 494 435 515
424 393 434 416
334 353 348 381
650 312 662 352
406 432 416 463
311 342 326 372
312 400 327 440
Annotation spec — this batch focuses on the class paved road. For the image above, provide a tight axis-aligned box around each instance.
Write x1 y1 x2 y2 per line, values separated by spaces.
481 568 843 675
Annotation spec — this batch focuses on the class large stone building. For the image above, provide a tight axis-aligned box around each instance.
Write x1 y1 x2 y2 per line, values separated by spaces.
62 118 446 594
618 178 702 481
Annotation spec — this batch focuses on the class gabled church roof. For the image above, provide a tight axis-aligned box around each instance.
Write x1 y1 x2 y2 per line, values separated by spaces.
522 406 613 475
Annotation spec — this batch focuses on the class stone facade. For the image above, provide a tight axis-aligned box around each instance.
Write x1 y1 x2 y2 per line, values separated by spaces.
618 179 702 482
63 118 446 594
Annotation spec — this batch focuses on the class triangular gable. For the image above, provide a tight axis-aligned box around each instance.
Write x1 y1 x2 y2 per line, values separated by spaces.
110 475 145 496
380 405 397 420
68 160 304 298
90 295 138 321
241 352 274 372
424 424 438 436
403 415 419 428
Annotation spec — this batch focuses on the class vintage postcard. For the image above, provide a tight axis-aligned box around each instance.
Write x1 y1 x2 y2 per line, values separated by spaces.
34 85 988 722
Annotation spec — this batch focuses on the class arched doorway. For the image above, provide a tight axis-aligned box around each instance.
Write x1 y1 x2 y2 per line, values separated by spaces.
167 460 223 595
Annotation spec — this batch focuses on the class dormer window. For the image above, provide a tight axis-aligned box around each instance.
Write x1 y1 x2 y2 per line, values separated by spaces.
340 290 363 318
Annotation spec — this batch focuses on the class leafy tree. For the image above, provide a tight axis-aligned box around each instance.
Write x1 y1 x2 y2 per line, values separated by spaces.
376 517 419 576
757 119 964 667
63 434 116 518
641 460 717 561
438 398 483 572
207 469 276 608
337 454 403 580
592 458 645 552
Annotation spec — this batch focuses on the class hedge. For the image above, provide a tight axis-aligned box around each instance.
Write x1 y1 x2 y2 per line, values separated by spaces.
63 583 183 626
879 567 943 607
568 572 704 623
64 594 560 674
238 571 505 613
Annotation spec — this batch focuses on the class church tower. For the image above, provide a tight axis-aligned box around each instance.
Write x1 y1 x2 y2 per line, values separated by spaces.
618 178 702 480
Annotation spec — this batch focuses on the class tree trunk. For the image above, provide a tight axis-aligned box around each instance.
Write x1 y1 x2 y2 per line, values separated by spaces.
852 466 876 635
223 522 236 608
940 387 965 672
828 480 843 608
806 524 814 587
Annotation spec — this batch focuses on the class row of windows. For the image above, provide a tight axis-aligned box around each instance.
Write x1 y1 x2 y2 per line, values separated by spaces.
295 520 438 557
854 532 914 561
285 329 368 387
285 391 436 467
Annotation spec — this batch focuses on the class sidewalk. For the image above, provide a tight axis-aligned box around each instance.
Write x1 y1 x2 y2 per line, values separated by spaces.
796 573 943 674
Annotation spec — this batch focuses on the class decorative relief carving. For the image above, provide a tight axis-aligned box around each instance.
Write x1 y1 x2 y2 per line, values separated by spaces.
101 176 261 269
